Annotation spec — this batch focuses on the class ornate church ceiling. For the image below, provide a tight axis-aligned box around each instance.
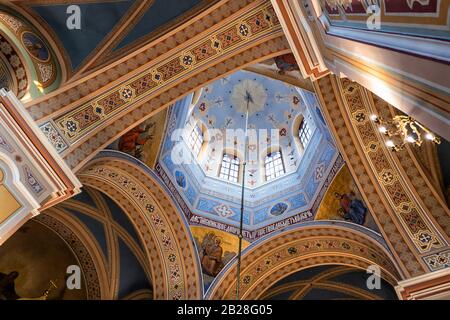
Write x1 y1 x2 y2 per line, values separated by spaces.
9 0 217 73
0 0 448 303
156 70 340 238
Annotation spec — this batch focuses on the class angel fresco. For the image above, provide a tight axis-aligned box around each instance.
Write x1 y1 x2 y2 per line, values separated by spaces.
334 191 367 225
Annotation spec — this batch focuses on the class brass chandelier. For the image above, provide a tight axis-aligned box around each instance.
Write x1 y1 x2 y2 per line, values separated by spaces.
370 114 441 152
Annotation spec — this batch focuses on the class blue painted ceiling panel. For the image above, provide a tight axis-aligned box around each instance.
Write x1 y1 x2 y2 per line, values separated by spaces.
31 1 135 69
117 238 151 299
114 0 203 50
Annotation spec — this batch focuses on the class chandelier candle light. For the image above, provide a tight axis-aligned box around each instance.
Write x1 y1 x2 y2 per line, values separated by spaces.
370 114 441 152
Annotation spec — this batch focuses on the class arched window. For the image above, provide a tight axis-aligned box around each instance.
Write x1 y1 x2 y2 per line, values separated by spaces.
265 151 285 181
188 123 204 157
219 153 240 183
298 119 312 148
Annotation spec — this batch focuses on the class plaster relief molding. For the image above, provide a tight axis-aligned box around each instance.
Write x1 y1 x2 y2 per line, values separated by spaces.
326 26 450 63
329 51 450 141
0 89 81 244
0 156 39 245
273 0 449 140
271 0 329 80
395 268 450 300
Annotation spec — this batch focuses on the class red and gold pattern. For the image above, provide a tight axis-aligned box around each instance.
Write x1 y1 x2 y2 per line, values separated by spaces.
340 78 447 254
55 3 281 142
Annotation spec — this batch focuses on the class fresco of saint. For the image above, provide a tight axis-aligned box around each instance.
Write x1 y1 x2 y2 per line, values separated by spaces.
334 191 367 225
200 232 224 277
118 123 154 159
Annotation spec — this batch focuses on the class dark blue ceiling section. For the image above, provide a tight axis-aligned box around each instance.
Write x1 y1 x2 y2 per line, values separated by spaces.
273 265 333 286
114 0 203 51
264 265 399 300
329 270 398 300
73 187 98 209
30 1 135 70
302 288 356 300
265 290 295 300
67 208 109 260
117 238 151 299
99 192 144 251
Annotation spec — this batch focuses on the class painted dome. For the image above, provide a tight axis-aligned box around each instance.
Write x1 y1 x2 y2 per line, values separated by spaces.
157 71 339 238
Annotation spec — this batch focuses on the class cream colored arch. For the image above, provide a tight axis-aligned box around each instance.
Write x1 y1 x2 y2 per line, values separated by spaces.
207 221 403 300
76 153 203 299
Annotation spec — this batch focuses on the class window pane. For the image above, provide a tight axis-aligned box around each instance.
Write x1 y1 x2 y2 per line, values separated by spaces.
189 124 204 157
299 120 311 148
219 153 240 182
264 151 285 181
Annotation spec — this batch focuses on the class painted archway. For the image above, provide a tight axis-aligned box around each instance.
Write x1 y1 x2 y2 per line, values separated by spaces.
77 153 203 299
207 221 402 300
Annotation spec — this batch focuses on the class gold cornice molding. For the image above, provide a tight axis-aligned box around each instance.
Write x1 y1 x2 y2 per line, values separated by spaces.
395 268 450 300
